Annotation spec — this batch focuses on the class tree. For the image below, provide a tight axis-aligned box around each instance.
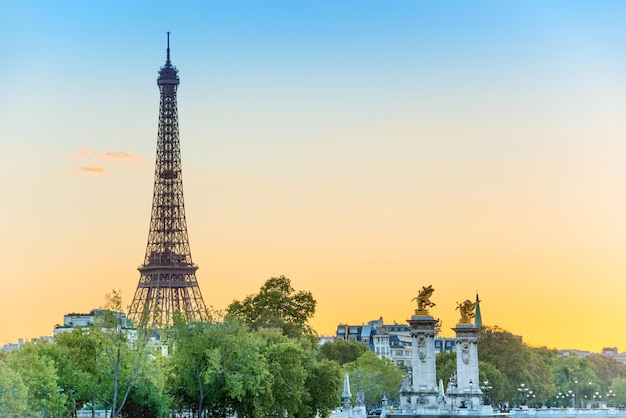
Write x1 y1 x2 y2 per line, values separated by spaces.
4 342 62 417
551 354 597 407
588 354 626 392
95 290 150 418
478 326 554 405
54 328 101 417
345 350 403 408
122 356 171 418
168 317 220 416
169 316 272 417
436 350 456 388
478 361 507 406
301 358 342 418
610 377 626 408
226 275 316 338
0 359 28 418
252 329 320 417
318 339 369 366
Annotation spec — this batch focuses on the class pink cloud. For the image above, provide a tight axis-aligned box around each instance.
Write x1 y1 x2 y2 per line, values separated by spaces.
78 167 105 174
96 151 140 161
69 147 94 159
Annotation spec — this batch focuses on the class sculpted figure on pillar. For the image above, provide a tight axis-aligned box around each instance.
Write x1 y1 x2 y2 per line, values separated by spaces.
412 285 436 315
456 299 478 324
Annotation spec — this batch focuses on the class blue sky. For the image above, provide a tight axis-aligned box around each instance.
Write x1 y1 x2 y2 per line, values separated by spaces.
3 1 626 351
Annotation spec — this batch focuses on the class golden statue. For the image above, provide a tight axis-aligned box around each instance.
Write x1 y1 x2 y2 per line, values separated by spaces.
456 299 478 324
412 285 436 315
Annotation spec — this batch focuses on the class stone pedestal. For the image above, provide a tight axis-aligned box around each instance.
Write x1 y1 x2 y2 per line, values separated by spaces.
449 324 482 409
400 315 439 409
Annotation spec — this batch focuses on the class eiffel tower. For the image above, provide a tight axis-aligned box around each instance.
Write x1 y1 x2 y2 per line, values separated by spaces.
128 33 208 329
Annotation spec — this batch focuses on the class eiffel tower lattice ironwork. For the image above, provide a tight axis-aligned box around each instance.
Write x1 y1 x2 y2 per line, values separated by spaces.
128 33 208 329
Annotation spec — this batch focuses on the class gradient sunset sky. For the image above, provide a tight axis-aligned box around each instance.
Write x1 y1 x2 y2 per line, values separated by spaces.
2 1 626 352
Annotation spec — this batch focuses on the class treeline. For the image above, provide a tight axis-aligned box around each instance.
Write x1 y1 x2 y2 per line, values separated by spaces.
3 278 625 417
0 276 404 418
0 277 336 417
438 326 626 408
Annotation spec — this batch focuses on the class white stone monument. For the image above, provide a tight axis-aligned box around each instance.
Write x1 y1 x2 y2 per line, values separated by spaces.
448 299 483 411
399 285 440 410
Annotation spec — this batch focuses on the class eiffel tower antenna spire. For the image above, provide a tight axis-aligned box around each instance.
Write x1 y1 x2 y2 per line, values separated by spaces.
128 34 208 329
166 31 171 65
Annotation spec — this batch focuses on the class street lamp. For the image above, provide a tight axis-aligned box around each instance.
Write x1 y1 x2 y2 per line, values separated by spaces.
593 392 601 408
57 388 64 418
45 390 50 418
556 392 563 408
518 383 529 407
607 390 616 407
574 377 579 408
68 389 76 418
481 380 493 405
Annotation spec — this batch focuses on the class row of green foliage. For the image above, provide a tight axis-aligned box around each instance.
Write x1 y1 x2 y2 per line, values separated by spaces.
436 326 626 408
7 275 622 417
317 326 626 410
0 276 405 418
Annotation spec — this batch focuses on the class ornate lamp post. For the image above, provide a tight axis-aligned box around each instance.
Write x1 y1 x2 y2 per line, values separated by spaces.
481 380 493 405
574 377 579 408
518 383 529 407
592 392 601 408
556 392 563 408
607 390 616 407
567 390 575 408
57 388 64 418
45 390 50 418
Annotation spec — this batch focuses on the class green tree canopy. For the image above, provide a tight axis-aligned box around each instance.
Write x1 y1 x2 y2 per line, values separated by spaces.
551 354 597 406
301 358 342 418
610 377 626 408
0 359 28 418
169 317 273 417
227 275 317 338
96 291 151 418
478 326 554 405
54 329 101 415
587 354 626 392
318 339 369 366
3 342 62 417
122 355 170 417
345 350 403 408
436 350 456 388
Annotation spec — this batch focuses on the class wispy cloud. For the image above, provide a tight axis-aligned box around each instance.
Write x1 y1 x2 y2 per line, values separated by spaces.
78 167 105 174
96 151 141 161
69 148 142 176
68 147 94 159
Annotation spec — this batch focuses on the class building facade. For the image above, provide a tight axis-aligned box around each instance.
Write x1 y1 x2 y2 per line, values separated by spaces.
334 317 456 367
